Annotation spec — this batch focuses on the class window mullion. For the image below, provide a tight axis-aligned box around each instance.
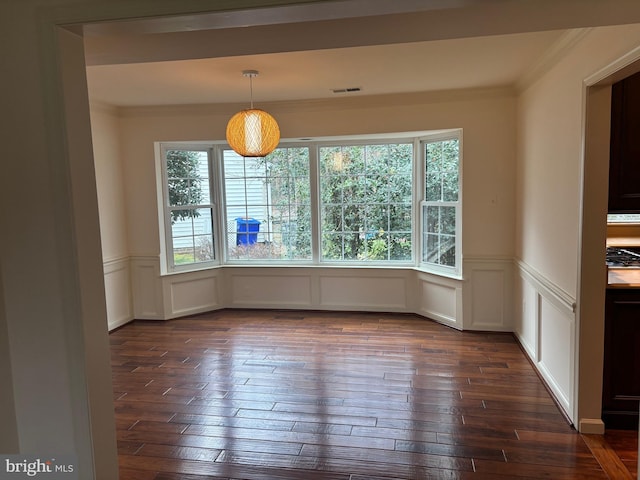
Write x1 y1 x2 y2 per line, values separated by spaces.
309 144 321 263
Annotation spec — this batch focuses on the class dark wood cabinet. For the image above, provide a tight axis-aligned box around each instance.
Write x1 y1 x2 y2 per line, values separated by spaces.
602 288 640 429
609 71 640 212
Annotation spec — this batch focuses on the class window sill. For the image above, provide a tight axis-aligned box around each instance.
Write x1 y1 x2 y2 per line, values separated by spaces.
161 262 462 280
413 265 463 281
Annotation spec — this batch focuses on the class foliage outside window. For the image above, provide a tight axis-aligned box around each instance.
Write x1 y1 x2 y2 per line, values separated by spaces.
164 149 215 268
319 143 413 262
422 137 461 274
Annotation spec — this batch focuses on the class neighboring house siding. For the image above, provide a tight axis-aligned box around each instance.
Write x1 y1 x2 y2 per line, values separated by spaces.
223 150 270 245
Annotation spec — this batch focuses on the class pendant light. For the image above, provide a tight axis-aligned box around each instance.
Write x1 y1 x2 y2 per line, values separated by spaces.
226 70 280 157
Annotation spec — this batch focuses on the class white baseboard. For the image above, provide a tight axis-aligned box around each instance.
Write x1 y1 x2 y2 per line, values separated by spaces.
579 418 605 434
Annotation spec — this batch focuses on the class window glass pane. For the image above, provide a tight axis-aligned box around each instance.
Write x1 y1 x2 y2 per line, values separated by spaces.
389 205 412 231
425 233 439 264
425 205 439 233
426 139 459 203
170 207 214 266
164 149 215 270
360 230 388 260
425 170 441 202
389 233 412 261
343 175 365 204
343 204 367 231
342 233 361 260
319 146 341 175
423 137 460 272
319 143 413 262
422 207 456 267
440 234 456 267
166 150 210 205
224 147 312 261
342 146 364 175
322 232 343 260
442 168 459 202
441 206 456 235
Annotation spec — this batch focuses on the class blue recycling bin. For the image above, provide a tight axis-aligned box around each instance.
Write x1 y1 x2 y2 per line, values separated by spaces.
235 217 261 245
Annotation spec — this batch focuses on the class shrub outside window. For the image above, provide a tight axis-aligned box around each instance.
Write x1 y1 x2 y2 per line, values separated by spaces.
319 143 413 262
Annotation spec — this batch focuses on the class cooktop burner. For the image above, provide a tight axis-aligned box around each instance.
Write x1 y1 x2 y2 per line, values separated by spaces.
606 247 640 267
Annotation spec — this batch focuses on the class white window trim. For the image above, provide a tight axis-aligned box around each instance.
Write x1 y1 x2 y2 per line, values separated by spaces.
155 129 462 276
419 130 463 279
157 144 219 274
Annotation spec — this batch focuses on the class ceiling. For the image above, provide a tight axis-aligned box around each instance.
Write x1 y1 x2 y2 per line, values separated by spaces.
82 0 640 108
85 30 567 107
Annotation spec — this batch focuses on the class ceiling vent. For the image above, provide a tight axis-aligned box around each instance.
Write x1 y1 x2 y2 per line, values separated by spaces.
332 87 362 94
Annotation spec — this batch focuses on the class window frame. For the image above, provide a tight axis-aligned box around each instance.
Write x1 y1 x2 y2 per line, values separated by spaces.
419 131 463 278
157 143 219 273
218 144 315 265
315 139 416 266
156 130 462 276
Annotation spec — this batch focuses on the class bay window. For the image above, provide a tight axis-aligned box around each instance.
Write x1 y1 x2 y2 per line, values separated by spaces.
157 130 462 275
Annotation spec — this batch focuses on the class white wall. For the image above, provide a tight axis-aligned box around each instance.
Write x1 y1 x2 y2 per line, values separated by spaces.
118 89 517 260
90 104 134 330
515 24 640 431
90 103 129 261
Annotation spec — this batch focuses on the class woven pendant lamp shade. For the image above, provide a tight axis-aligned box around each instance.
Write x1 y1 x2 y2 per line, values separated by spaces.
226 108 280 157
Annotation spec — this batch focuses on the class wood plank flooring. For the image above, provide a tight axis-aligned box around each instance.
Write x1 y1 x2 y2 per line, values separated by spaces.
604 430 638 479
110 309 635 479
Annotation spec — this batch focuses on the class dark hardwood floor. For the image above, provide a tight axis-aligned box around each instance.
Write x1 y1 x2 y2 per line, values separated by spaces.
110 309 637 479
604 430 638 479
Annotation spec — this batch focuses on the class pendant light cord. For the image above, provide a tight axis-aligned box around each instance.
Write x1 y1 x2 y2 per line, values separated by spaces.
249 74 254 109
242 70 259 109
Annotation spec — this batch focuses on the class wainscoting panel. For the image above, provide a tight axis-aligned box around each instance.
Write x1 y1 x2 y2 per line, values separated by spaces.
416 272 462 329
123 260 526 334
103 257 133 331
463 257 514 331
515 260 576 423
166 270 222 318
538 296 574 414
130 256 164 320
227 270 313 307
318 273 407 310
516 273 539 360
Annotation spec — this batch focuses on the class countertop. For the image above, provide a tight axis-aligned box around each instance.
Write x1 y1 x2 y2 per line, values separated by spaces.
608 268 640 288
605 232 640 287
606 237 640 247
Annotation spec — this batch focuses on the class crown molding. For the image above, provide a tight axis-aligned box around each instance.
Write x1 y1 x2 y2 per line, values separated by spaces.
516 28 592 93
115 86 516 118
